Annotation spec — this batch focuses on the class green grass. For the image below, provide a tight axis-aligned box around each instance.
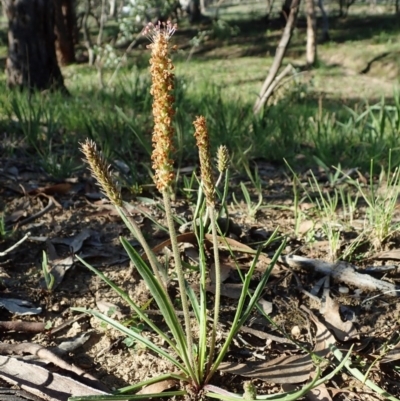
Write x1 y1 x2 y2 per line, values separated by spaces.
0 71 399 184
0 8 399 184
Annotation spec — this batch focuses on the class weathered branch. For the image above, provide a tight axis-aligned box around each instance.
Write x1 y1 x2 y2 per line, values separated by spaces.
253 0 301 114
0 321 45 333
279 255 400 295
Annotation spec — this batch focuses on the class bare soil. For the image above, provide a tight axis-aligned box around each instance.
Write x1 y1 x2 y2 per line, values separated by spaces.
1 155 400 401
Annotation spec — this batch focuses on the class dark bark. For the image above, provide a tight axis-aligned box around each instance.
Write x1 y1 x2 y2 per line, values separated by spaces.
54 0 77 65
280 0 292 22
3 0 67 92
317 0 330 42
184 0 201 22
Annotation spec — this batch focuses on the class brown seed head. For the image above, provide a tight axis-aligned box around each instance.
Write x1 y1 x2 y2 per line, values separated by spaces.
193 116 215 206
144 21 177 192
80 139 122 206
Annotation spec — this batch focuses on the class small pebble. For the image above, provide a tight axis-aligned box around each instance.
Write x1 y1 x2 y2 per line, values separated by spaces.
291 325 301 338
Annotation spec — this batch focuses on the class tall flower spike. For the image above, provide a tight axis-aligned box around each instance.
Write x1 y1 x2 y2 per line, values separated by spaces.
81 139 122 207
193 116 215 207
144 21 177 192
217 145 230 174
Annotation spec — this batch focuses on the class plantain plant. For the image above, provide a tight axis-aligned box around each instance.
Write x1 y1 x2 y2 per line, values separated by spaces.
69 22 345 401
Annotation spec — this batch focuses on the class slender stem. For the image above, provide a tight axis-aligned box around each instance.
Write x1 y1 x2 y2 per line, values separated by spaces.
215 171 224 189
206 205 221 375
192 184 205 226
216 169 230 228
117 205 167 286
162 190 196 379
196 209 208 383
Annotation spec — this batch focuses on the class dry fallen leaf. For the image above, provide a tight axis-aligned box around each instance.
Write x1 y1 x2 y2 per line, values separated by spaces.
381 341 400 364
282 379 333 401
51 229 91 253
206 283 245 299
219 310 335 384
5 209 27 223
258 298 273 315
137 379 177 395
374 249 400 260
29 183 72 196
297 220 322 235
0 298 42 315
148 232 274 273
210 263 233 284
320 293 358 342
57 332 92 354
96 300 124 320
305 376 333 401
0 355 108 401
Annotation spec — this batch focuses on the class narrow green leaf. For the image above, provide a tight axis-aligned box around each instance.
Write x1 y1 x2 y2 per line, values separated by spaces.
72 308 187 373
208 228 282 378
185 279 200 322
75 255 177 351
239 237 286 327
331 343 400 401
69 390 186 401
120 237 194 376
115 373 187 394
195 214 209 382
205 368 320 401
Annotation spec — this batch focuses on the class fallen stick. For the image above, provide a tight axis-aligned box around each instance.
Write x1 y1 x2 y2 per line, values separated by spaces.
0 232 31 257
17 197 55 227
0 321 45 333
279 255 400 296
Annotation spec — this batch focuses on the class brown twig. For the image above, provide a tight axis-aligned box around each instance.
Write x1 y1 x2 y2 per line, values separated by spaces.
0 321 45 333
49 314 88 336
0 232 31 257
17 198 55 227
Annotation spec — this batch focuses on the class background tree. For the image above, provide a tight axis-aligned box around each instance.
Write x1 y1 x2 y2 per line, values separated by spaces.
306 0 317 66
317 0 330 42
253 0 301 114
54 0 77 65
3 0 67 91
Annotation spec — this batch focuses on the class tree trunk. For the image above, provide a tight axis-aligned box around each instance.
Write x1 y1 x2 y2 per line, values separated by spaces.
339 0 344 17
317 0 330 42
254 0 301 114
3 0 67 92
54 0 76 65
306 0 317 66
109 0 116 17
280 0 292 23
188 0 202 22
